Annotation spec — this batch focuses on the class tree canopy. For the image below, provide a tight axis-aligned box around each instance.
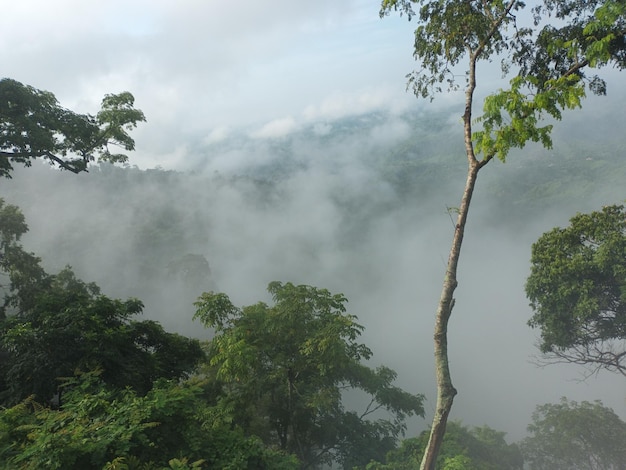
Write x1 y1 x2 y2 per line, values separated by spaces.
521 398 626 469
526 204 626 377
0 199 299 468
366 421 523 470
0 78 145 178
0 199 204 406
193 282 425 469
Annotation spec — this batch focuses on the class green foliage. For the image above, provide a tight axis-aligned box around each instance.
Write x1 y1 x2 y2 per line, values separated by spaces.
0 78 145 178
0 372 298 469
473 74 585 162
521 398 626 469
194 282 424 469
364 421 523 469
496 0 618 160
0 199 47 317
526 204 626 376
527 0 626 87
364 432 422 470
381 0 523 98
380 0 626 164
0 265 204 405
0 202 204 405
103 456 207 470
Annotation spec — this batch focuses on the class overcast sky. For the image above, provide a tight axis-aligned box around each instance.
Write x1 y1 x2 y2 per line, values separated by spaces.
2 0 434 168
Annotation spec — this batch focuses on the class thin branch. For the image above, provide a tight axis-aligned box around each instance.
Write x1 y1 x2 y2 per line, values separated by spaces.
531 340 626 379
564 59 590 77
472 0 519 62
43 152 84 174
0 150 86 174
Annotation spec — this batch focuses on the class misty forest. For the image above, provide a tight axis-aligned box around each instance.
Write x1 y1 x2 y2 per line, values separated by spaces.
2 0 626 469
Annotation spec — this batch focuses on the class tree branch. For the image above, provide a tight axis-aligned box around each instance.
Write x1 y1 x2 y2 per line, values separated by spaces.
0 150 87 174
533 340 626 379
43 152 85 174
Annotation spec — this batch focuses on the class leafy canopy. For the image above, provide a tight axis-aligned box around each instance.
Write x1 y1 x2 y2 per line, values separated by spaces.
526 204 626 377
0 372 298 470
0 78 145 178
380 0 626 163
194 282 425 470
365 421 523 470
0 200 204 405
0 198 47 318
521 398 626 470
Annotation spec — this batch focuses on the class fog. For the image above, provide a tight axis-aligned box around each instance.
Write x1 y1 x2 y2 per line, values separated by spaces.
2 94 625 444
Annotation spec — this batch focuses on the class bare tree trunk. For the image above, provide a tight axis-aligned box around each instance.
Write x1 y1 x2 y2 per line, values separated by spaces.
419 159 481 470
419 51 491 469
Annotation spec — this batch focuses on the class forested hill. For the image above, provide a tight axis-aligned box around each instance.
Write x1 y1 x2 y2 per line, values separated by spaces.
188 105 625 225
1 106 624 340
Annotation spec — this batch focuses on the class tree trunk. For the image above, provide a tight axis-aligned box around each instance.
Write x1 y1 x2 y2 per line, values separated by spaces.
419 159 480 470
419 53 488 469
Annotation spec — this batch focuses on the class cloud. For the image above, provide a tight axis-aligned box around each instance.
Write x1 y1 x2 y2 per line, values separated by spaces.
368 118 412 145
312 122 332 136
250 116 298 139
204 126 231 144
302 87 410 121
2 0 419 157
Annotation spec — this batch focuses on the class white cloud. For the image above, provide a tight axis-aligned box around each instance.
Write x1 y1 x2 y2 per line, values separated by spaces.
204 126 231 144
250 116 298 139
302 87 410 121
2 0 419 144
368 119 411 145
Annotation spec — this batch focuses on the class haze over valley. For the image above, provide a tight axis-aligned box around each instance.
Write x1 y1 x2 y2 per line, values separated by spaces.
3 101 625 441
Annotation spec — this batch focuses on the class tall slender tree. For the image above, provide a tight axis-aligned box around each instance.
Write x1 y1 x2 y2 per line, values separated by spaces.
379 0 626 468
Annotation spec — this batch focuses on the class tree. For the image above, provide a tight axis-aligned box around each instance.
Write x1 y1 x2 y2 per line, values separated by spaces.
365 421 523 470
521 398 626 469
0 78 145 178
526 204 626 377
0 201 204 405
378 0 626 467
1 268 204 405
0 198 47 318
167 253 213 294
193 282 424 469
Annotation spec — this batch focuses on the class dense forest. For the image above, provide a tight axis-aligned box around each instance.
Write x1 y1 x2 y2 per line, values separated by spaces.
2 97 626 468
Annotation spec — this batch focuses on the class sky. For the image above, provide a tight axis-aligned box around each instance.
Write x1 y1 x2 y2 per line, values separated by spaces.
3 0 626 447
2 0 428 169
